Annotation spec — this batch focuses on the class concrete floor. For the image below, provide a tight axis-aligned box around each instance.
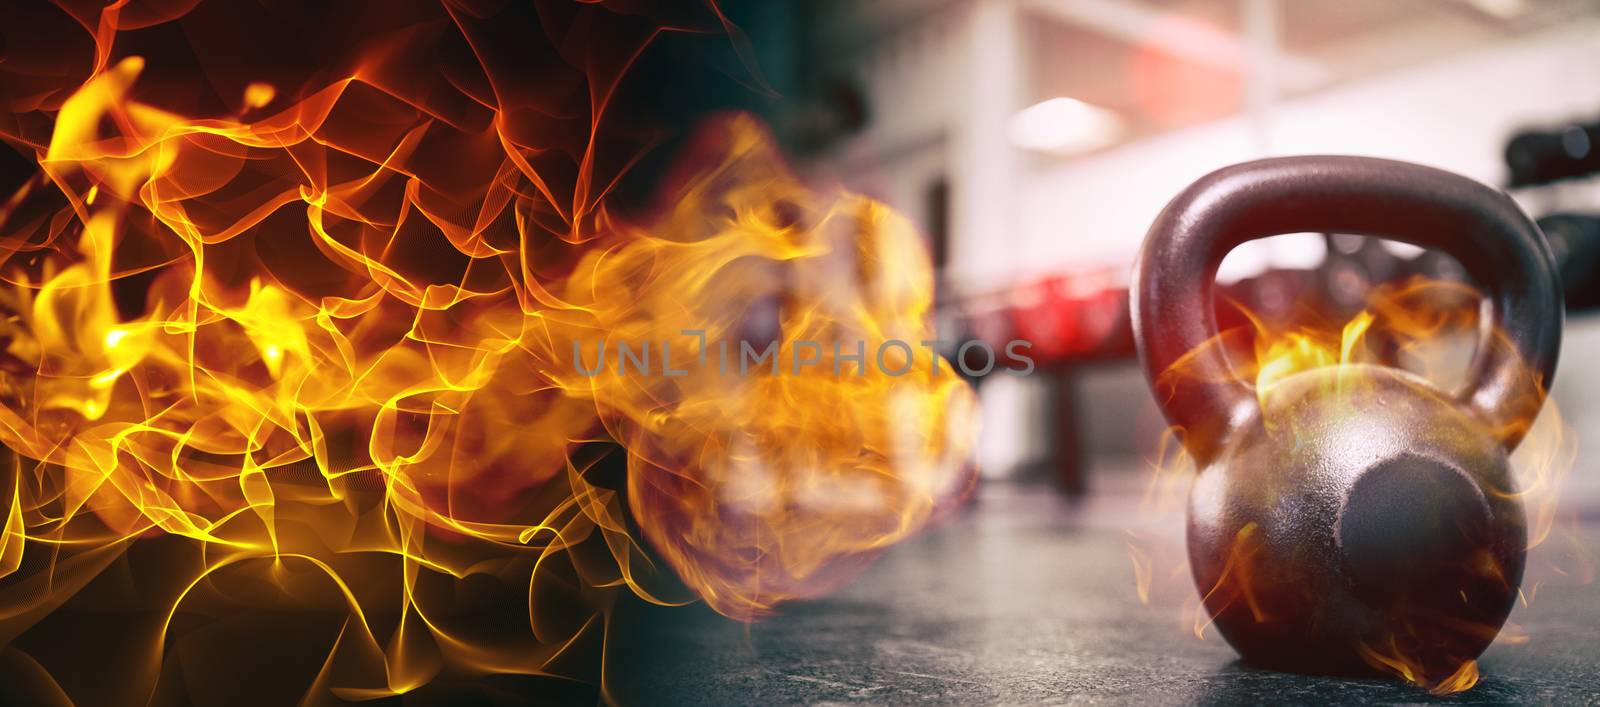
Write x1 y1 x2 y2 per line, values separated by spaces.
601 481 1600 705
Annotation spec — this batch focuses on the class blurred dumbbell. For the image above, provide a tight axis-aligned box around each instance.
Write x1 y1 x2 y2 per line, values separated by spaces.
1505 119 1600 188
1538 213 1600 311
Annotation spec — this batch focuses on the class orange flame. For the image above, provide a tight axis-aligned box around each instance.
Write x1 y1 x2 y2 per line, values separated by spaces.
1357 640 1481 695
552 119 976 619
1192 521 1273 639
0 4 973 702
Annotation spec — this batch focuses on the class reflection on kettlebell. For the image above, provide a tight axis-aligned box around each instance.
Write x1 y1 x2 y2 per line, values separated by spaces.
1132 157 1561 682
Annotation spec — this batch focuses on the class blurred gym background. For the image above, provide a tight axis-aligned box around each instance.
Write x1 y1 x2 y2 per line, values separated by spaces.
710 0 1600 499
603 2 1600 701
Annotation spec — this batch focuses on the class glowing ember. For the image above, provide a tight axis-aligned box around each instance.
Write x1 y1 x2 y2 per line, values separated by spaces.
0 3 973 702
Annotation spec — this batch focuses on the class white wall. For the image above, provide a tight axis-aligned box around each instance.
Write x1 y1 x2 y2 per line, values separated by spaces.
1001 19 1600 285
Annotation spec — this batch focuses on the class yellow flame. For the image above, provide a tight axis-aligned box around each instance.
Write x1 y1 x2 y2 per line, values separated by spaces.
0 42 973 703
1243 303 1373 409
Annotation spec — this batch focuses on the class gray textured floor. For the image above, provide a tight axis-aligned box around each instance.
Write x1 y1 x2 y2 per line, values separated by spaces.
603 481 1600 705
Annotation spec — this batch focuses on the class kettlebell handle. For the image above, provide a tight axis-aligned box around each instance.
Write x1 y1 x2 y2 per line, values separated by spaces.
1132 156 1561 464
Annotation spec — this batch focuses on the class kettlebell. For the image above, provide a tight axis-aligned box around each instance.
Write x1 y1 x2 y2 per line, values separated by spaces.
1131 156 1562 676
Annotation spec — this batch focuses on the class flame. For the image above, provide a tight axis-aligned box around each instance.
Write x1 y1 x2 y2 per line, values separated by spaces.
1357 640 1481 696
1131 275 1583 695
0 4 973 702
551 120 976 619
1192 521 1273 639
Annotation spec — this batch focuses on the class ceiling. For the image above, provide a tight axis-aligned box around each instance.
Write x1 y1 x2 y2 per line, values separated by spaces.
1024 0 1600 142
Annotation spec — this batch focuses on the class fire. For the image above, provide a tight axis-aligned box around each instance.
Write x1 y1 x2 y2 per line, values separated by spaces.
0 4 973 702
1132 274 1582 695
1357 638 1482 695
550 118 976 619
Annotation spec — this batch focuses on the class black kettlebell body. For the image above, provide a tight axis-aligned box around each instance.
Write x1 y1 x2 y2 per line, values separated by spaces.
1134 157 1561 676
1191 364 1525 674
